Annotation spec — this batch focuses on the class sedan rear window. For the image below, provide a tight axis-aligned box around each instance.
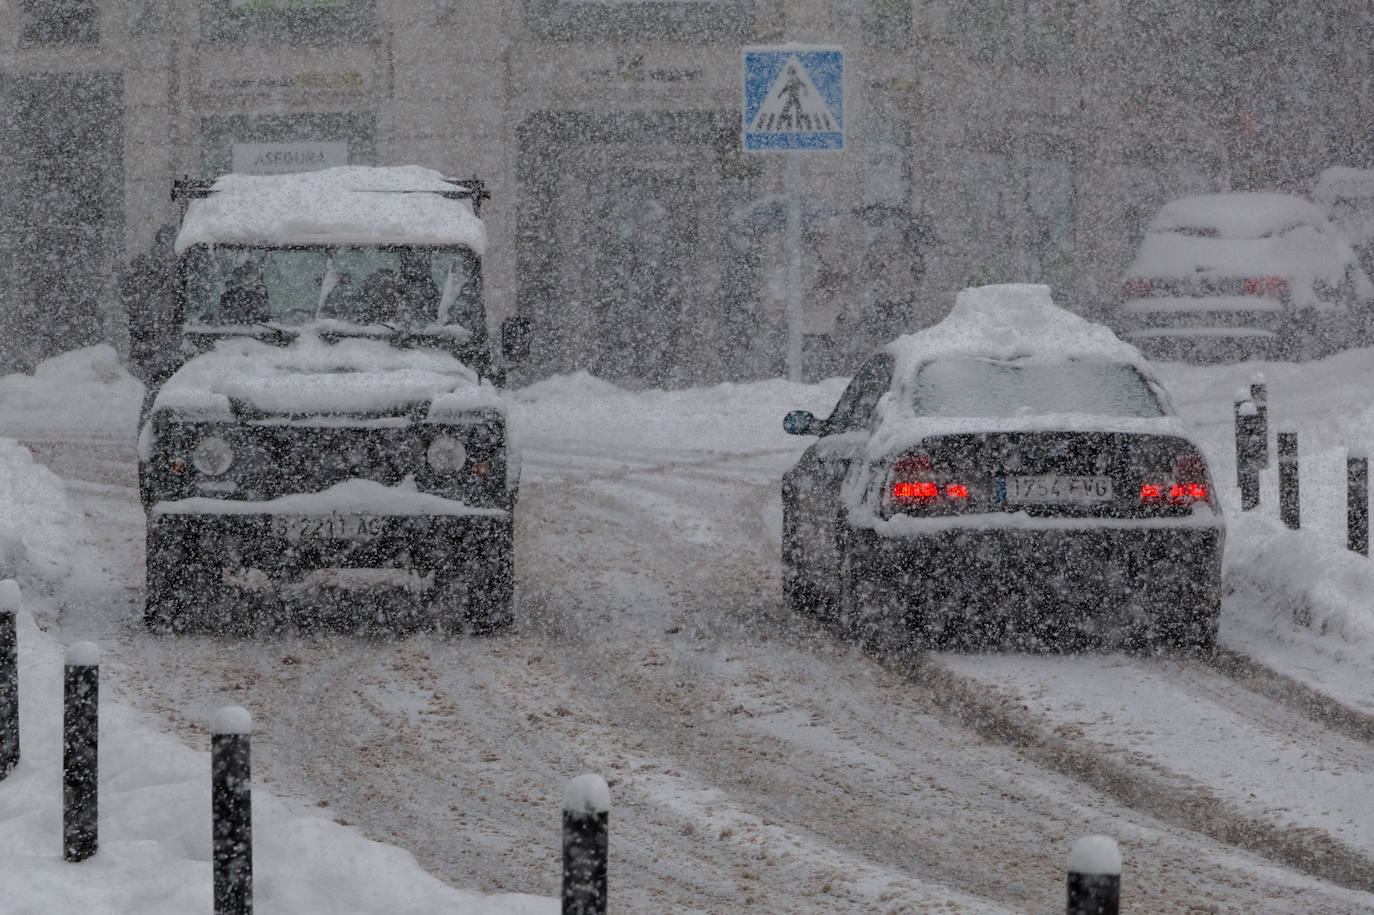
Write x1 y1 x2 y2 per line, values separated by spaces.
910 359 1166 418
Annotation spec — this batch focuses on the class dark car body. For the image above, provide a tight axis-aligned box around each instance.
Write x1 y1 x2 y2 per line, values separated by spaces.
137 167 521 634
782 284 1225 652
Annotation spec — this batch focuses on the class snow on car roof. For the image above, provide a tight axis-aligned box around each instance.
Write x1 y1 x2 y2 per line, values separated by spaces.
1314 166 1374 203
175 165 487 254
883 283 1145 371
866 284 1186 458
1148 192 1328 238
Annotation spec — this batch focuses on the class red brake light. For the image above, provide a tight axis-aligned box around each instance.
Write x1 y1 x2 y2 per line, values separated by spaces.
893 480 939 503
1141 454 1211 506
1122 277 1153 297
890 453 969 510
1243 276 1289 296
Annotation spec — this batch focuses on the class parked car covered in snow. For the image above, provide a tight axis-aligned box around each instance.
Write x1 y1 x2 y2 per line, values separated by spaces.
1312 166 1374 281
1115 192 1374 362
781 284 1224 652
136 166 527 634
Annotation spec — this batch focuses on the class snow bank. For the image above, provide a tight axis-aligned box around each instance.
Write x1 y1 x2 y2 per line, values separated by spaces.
0 345 141 441
0 438 81 585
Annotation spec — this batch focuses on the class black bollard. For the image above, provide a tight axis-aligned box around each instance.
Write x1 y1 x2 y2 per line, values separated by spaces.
0 580 18 779
1233 390 1250 489
63 642 99 862
562 773 610 915
212 706 253 915
1067 835 1121 915
1278 432 1300 530
1234 398 1261 509
1250 374 1269 469
1350 449 1369 555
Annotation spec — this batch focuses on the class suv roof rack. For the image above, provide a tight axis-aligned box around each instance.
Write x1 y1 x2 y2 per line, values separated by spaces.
171 176 216 201
441 177 490 216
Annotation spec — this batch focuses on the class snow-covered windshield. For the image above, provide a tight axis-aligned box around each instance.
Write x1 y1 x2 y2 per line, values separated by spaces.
182 244 482 331
910 358 1165 418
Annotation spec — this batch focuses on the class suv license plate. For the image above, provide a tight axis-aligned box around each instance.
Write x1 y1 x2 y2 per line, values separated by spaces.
1000 475 1113 504
272 514 385 542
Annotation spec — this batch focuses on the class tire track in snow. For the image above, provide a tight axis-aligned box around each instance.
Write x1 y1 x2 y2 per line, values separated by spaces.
891 649 1374 894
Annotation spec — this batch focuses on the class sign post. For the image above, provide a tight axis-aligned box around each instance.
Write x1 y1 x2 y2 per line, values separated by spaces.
742 45 845 383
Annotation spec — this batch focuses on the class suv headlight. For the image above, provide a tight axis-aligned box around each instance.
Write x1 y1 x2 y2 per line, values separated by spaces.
426 435 467 473
192 436 234 476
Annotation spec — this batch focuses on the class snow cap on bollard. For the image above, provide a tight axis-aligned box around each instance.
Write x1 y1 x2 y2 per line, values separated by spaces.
212 705 253 736
0 579 19 613
1239 401 1257 417
65 642 100 667
563 772 611 815
1351 445 1369 461
1233 386 1250 404
1068 834 1121 876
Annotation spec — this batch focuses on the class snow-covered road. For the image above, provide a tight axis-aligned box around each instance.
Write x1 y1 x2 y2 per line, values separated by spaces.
9 352 1374 911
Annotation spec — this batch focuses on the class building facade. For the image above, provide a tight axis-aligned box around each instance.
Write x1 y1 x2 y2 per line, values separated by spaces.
2 0 1371 380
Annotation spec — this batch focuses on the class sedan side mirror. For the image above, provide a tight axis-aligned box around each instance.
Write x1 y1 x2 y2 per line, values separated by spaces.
783 410 818 435
500 315 532 362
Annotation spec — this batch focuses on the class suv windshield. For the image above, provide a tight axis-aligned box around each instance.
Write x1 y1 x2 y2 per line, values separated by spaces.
182 244 483 332
911 358 1165 418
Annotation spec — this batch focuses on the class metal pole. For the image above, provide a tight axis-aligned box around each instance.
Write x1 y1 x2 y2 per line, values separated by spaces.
0 580 18 779
1278 432 1299 530
63 642 99 862
786 152 803 383
213 706 253 915
1067 835 1121 915
1349 449 1368 555
562 773 610 915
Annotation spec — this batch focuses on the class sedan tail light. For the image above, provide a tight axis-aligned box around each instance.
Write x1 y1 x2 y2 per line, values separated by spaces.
889 453 971 511
1140 453 1212 506
1242 276 1289 297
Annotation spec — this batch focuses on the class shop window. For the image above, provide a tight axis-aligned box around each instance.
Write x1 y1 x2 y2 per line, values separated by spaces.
21 0 98 45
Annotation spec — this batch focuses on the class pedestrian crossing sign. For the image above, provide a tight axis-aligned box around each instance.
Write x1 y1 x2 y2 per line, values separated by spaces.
742 45 844 152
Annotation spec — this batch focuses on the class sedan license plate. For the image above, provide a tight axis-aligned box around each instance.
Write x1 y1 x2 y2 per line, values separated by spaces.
1000 475 1113 504
271 514 385 542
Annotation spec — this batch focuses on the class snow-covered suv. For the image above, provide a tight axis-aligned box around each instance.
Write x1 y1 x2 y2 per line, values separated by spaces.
136 166 523 634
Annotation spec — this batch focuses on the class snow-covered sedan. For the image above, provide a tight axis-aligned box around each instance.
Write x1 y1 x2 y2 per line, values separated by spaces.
1116 191 1374 362
781 284 1225 652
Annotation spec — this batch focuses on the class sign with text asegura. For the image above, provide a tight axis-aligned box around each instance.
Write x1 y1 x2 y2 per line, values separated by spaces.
231 141 348 175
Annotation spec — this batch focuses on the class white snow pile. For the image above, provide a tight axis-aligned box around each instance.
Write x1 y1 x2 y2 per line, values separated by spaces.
885 283 1143 369
152 334 499 419
176 165 487 253
0 438 551 913
1124 192 1368 312
0 439 81 586
0 345 141 440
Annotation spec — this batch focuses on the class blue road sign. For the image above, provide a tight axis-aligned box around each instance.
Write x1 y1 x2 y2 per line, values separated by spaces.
742 46 844 152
